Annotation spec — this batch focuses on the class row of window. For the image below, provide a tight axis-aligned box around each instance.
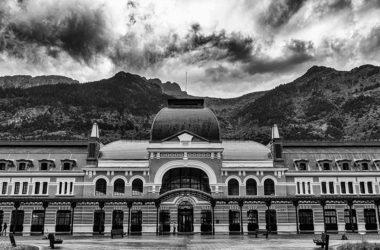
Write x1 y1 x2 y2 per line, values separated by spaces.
227 178 275 196
95 178 143 196
0 181 73 195
2 207 377 234
321 181 376 195
0 160 76 171
295 160 377 171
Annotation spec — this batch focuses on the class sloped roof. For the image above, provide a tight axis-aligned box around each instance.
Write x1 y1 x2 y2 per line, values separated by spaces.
283 146 380 170
100 140 149 160
222 140 271 160
100 140 271 161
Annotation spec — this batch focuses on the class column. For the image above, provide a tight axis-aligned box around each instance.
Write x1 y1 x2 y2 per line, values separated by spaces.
238 200 244 235
293 200 299 234
211 200 216 235
70 202 77 235
127 201 133 236
42 201 49 235
375 200 380 233
155 201 160 236
347 200 354 233
320 200 326 233
265 200 271 238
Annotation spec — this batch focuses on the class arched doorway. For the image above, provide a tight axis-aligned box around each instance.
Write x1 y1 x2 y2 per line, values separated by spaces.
178 201 194 233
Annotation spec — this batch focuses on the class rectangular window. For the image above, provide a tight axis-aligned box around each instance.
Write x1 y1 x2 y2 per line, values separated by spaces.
329 182 334 194
307 182 311 194
59 182 62 194
42 182 48 195
2 182 8 195
360 182 366 194
341 182 346 194
302 182 306 194
22 182 28 194
14 182 20 194
348 182 354 194
64 182 68 194
70 182 73 194
321 182 327 194
297 182 300 194
0 162 6 170
367 182 373 194
34 182 40 195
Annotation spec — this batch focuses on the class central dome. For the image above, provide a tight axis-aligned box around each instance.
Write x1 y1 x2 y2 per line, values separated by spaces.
150 99 221 142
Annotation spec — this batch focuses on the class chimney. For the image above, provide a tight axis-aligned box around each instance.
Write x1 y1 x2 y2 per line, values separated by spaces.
90 122 100 139
87 122 100 166
271 124 283 162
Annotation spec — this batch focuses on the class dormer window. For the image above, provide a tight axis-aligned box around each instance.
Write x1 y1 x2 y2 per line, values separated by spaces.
19 162 26 170
39 160 55 171
41 162 48 171
294 160 309 171
362 162 369 171
355 160 371 171
323 163 330 171
318 160 333 171
63 163 71 171
336 160 351 171
61 160 76 171
0 160 14 171
342 163 350 171
17 160 33 171
299 163 307 171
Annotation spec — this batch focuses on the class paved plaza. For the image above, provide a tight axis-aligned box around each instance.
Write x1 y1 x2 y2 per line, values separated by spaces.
1 234 380 250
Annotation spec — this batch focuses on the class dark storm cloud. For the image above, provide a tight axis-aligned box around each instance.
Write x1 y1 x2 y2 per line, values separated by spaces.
242 39 314 75
260 0 306 28
0 1 111 63
109 23 255 70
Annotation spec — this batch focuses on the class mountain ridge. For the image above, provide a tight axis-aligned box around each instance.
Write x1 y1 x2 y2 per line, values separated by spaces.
0 64 379 143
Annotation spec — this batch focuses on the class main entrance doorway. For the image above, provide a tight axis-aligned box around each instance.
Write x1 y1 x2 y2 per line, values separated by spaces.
178 201 193 232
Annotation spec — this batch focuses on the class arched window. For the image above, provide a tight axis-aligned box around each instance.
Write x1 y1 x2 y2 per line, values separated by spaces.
132 179 143 196
264 179 275 196
160 168 211 194
246 179 257 195
113 179 125 196
95 179 107 196
228 179 239 196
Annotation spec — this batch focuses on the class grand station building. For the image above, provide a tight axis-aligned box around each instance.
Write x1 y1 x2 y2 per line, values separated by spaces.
0 98 380 236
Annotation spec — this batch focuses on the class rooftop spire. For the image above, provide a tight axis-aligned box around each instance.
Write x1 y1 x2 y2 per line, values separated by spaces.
272 124 280 139
90 122 99 139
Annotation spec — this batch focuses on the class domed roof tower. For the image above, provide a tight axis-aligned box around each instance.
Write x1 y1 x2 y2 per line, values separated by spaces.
150 98 221 142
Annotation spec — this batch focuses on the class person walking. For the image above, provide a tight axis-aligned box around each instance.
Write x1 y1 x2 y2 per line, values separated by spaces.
172 222 176 234
3 223 7 236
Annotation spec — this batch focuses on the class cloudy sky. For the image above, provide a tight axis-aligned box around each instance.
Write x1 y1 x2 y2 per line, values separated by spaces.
0 0 380 97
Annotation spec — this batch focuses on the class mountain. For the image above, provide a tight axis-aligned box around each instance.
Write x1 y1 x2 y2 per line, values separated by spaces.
0 65 379 143
235 64 380 142
0 75 79 88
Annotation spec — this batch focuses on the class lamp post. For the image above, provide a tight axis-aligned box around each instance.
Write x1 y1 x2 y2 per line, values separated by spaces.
293 200 299 235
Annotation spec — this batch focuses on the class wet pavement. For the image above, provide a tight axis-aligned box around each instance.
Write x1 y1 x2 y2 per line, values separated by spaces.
1 233 380 249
